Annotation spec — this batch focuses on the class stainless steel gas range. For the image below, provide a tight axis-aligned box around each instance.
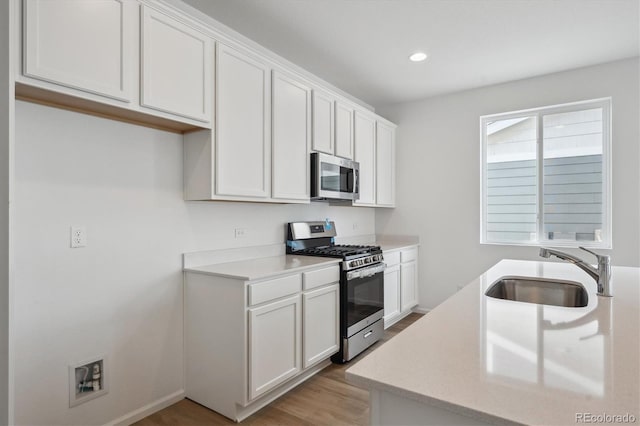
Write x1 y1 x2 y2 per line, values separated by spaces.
286 221 384 363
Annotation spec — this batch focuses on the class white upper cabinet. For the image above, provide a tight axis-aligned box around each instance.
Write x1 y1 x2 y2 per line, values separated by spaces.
335 101 355 159
352 114 397 208
271 71 311 202
353 112 377 206
312 91 356 161
140 5 212 122
216 43 271 199
376 121 396 207
23 0 134 102
19 0 398 205
311 89 335 155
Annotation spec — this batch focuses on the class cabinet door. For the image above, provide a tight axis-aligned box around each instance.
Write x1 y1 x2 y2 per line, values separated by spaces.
376 121 396 207
303 284 339 368
335 101 354 159
141 6 212 122
272 71 311 201
400 261 418 312
248 295 301 400
216 44 270 198
383 265 401 328
353 111 376 205
311 89 334 155
23 0 133 102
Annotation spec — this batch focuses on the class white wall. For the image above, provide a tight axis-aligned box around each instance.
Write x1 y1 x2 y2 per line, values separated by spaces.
12 100 374 425
376 58 640 310
0 0 14 423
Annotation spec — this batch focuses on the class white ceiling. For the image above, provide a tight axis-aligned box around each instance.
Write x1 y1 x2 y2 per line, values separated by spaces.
182 0 640 108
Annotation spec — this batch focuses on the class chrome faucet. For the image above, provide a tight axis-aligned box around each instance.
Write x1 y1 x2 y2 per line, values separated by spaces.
539 247 612 297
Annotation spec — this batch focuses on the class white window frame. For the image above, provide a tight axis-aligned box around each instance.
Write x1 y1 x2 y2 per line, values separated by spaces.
480 97 612 248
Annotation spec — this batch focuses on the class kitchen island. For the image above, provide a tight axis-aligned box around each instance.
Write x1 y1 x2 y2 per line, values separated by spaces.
345 259 639 425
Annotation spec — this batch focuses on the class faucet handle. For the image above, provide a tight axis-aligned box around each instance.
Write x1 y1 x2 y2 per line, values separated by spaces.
579 246 610 263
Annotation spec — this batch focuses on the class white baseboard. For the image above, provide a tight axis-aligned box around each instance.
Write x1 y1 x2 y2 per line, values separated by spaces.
412 306 431 314
105 389 185 426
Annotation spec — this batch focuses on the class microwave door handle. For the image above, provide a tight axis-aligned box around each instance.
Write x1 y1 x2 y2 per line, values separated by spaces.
354 168 359 197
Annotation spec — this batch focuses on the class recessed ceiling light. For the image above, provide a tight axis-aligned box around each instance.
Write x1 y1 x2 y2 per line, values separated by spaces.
409 52 428 62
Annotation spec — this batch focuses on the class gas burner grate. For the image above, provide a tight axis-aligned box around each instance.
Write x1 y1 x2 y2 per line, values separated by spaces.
294 244 381 258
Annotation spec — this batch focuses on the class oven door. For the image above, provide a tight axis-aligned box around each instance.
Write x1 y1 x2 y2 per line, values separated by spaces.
345 263 385 337
311 152 360 200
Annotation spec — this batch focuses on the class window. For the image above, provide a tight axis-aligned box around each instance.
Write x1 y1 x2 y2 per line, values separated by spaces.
481 98 611 248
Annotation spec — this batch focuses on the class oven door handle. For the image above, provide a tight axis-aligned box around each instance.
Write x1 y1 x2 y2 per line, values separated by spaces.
346 263 386 280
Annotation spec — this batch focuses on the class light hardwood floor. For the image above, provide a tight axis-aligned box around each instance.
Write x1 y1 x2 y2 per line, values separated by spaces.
135 313 424 426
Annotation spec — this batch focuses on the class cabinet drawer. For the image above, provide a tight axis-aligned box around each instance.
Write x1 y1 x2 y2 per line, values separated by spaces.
401 248 418 263
303 265 340 291
384 251 400 266
249 274 302 306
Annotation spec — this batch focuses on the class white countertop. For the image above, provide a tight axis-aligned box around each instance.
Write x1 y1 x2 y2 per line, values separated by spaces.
183 236 418 281
333 235 419 252
377 238 419 252
346 259 640 425
184 255 341 281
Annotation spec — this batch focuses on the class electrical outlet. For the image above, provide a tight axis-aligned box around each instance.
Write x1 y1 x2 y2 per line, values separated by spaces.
234 228 247 239
70 226 87 248
353 223 358 230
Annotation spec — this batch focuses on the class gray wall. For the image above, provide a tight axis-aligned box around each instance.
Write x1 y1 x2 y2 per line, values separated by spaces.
376 58 640 310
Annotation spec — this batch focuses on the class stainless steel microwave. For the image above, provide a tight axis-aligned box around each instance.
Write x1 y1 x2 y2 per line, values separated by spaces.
311 152 359 201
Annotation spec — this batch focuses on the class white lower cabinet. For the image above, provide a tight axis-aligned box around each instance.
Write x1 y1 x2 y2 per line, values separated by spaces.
303 284 339 368
383 264 401 325
400 260 418 312
249 295 302 400
383 247 419 328
185 263 340 421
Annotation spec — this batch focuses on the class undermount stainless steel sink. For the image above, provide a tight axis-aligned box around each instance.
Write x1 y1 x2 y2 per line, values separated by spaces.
485 276 589 308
